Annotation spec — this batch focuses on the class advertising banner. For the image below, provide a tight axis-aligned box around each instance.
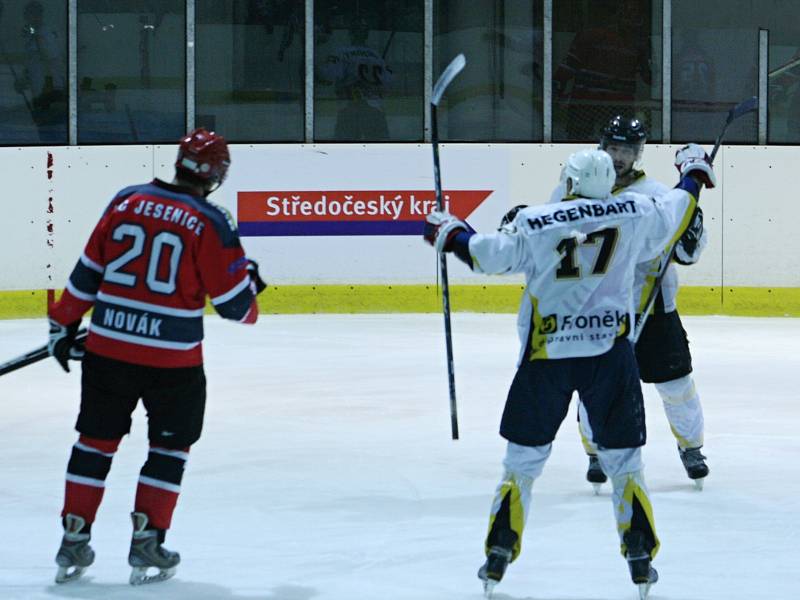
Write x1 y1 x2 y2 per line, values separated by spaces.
237 189 492 236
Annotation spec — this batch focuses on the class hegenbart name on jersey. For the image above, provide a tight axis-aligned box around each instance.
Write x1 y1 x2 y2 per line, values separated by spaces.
540 309 629 341
236 190 492 236
527 200 637 230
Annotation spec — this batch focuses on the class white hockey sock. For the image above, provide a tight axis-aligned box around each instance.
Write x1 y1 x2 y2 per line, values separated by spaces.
655 375 704 449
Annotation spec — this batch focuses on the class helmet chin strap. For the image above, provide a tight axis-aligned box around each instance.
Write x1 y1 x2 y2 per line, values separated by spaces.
204 179 223 196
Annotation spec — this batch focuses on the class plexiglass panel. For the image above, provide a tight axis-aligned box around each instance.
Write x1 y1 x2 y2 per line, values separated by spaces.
0 0 68 145
435 0 544 141
196 1 304 141
78 0 185 143
314 0 424 142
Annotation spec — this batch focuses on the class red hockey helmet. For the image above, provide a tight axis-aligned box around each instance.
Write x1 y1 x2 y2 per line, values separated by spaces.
175 128 231 187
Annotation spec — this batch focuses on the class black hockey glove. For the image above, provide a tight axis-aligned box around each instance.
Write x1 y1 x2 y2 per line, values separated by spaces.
48 319 85 373
246 259 268 295
675 207 703 265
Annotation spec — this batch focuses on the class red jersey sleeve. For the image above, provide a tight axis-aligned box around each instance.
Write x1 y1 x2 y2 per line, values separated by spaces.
196 204 258 324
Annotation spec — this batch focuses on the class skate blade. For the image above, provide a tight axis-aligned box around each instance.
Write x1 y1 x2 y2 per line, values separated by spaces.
129 565 176 585
592 482 602 495
693 478 705 491
637 581 652 599
483 579 498 598
55 565 86 584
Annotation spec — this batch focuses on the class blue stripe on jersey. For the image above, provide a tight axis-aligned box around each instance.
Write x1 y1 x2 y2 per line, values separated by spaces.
68 259 103 297
91 299 204 344
451 231 475 270
675 175 701 199
213 282 255 321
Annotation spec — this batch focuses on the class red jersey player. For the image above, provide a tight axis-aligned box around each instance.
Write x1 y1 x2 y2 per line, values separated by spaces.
48 128 266 585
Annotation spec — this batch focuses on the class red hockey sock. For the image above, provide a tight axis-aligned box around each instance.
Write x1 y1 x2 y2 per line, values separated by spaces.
134 446 189 530
62 435 121 526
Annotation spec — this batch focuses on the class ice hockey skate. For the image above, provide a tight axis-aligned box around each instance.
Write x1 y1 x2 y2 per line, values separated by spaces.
477 546 512 598
128 512 180 585
55 514 95 584
586 454 607 494
624 530 658 599
679 446 709 490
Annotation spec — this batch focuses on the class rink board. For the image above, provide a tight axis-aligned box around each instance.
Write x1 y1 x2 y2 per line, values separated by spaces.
2 284 799 319
1 143 798 317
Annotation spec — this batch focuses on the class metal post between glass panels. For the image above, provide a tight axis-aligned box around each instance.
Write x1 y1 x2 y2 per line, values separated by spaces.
758 28 768 145
68 0 77 145
424 0 433 142
662 0 671 144
186 0 195 133
305 0 314 143
543 0 552 143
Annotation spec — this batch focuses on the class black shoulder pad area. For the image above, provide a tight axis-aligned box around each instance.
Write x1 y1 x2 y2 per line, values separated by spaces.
195 201 241 248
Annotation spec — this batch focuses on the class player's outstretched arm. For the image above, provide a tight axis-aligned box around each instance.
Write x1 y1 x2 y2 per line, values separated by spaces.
423 209 532 276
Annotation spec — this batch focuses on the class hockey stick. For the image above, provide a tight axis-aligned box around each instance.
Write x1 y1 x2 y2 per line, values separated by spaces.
0 328 88 377
768 55 800 79
431 53 466 440
632 96 758 343
381 30 395 60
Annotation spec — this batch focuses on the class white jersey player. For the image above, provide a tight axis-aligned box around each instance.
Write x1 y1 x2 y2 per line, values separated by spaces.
548 116 710 491
317 19 393 140
423 145 716 599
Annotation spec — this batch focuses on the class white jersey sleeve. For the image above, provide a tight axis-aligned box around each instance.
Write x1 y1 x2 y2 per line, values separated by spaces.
467 186 697 363
620 175 698 314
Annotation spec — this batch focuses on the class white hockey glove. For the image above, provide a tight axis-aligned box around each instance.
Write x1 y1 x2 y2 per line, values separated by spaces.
48 318 85 373
423 210 468 253
674 143 716 189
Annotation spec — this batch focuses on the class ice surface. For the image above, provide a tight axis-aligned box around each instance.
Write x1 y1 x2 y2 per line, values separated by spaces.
0 314 797 599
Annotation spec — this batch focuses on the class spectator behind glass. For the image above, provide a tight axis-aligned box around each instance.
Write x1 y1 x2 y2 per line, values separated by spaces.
554 0 652 141
317 16 393 141
14 0 67 142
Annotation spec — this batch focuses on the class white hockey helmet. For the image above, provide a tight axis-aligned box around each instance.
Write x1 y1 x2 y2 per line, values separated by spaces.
563 149 615 199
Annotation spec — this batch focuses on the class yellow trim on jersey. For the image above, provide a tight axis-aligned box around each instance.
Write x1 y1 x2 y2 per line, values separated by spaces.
1 285 799 318
637 257 661 314
485 478 526 561
665 193 698 250
636 193 698 314
618 476 660 560
527 293 549 361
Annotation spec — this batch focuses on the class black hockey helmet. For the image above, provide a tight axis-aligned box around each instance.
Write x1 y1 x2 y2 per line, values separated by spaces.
600 115 646 169
600 115 647 147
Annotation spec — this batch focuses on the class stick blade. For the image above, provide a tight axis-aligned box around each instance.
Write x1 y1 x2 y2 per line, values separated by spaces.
432 54 466 106
728 96 758 122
